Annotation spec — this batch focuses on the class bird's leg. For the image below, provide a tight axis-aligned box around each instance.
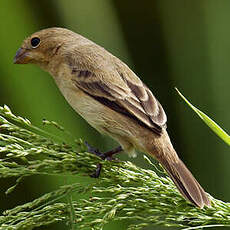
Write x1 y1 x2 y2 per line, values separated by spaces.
100 146 123 160
84 142 123 178
85 141 123 159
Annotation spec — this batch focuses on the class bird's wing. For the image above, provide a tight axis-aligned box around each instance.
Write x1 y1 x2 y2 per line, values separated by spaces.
71 67 167 135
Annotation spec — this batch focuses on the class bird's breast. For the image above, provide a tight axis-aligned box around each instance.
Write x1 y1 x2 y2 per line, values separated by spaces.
51 68 109 134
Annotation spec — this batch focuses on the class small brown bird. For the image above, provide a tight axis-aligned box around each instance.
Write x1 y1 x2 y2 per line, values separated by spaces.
14 27 210 208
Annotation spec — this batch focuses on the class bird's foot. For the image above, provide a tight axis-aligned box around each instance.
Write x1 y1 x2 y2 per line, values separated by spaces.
84 141 122 178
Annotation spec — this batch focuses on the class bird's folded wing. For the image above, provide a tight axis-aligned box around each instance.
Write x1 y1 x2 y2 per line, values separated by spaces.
71 69 167 135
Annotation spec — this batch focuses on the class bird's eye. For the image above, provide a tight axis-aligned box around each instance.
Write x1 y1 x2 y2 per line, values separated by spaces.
31 37 40 48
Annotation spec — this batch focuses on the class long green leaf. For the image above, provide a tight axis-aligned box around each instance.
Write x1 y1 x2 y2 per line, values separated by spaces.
176 88 230 146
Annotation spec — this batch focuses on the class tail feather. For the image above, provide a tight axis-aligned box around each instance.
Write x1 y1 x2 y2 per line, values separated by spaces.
194 176 211 207
159 157 210 208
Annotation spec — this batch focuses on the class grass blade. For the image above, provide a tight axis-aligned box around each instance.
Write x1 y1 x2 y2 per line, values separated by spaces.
175 88 230 146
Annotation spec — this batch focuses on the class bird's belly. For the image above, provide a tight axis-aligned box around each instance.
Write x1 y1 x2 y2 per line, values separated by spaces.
59 85 110 133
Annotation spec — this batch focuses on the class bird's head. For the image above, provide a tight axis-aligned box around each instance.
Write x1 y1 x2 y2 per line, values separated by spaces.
13 27 77 68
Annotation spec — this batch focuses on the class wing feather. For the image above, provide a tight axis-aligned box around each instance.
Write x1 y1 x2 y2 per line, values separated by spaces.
71 69 167 134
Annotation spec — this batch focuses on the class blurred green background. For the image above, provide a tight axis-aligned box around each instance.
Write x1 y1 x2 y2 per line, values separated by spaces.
0 0 229 229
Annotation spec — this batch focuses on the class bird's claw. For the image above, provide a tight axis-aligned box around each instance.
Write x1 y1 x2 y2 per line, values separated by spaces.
90 163 102 178
85 141 122 177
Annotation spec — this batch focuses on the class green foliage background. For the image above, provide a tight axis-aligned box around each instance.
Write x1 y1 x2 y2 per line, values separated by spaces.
0 0 229 229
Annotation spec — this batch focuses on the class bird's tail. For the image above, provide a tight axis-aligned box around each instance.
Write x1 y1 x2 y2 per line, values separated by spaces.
158 156 211 208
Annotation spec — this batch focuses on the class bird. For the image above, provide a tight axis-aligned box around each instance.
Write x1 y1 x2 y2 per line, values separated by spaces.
14 27 210 208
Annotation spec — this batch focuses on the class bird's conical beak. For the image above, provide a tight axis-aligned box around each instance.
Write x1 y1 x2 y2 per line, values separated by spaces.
14 48 31 64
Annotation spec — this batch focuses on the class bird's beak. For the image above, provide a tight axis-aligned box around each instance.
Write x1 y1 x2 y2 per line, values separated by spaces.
13 48 32 64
